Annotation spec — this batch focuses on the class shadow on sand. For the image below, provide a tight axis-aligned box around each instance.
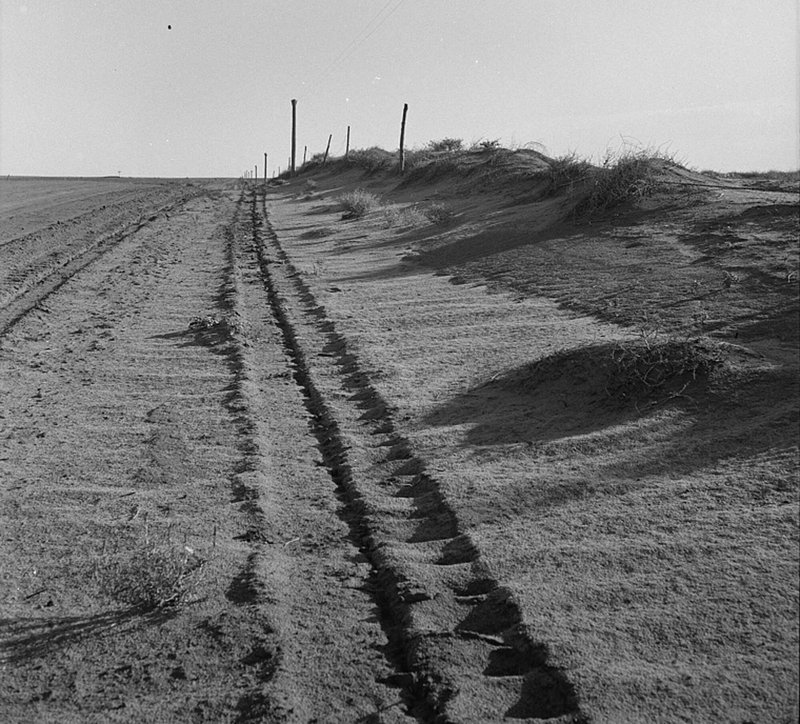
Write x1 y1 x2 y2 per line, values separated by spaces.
423 343 798 482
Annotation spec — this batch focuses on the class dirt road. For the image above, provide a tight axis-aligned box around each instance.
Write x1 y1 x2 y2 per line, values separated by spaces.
1 171 797 723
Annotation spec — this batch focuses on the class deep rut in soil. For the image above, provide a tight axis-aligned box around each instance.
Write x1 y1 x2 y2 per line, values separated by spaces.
247 187 587 723
221 191 422 722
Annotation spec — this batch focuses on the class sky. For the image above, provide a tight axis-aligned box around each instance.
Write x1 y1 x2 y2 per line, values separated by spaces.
1 0 798 177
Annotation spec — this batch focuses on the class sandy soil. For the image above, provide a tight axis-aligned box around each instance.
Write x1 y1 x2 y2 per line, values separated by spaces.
0 164 797 723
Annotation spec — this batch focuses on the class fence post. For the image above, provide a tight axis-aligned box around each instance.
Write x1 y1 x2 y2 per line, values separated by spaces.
345 125 351 160
399 103 408 174
264 152 268 185
291 99 297 176
303 145 308 165
323 134 332 165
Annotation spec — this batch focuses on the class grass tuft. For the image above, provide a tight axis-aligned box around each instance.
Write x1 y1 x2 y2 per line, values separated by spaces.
575 149 677 215
345 147 395 174
382 205 426 228
427 138 464 153
338 188 381 219
544 153 593 196
424 202 455 225
94 537 205 612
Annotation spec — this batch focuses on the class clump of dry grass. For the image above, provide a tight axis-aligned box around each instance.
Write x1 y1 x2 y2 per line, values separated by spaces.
93 531 205 611
382 204 426 228
544 153 593 196
537 147 678 214
339 189 381 219
347 147 394 174
424 202 455 225
576 149 676 215
427 138 464 153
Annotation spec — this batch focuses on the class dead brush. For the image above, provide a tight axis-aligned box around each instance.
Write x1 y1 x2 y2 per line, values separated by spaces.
526 332 724 408
604 332 724 405
93 526 206 612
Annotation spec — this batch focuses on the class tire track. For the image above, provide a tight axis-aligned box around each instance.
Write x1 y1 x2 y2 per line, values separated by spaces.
219 189 422 721
248 186 588 723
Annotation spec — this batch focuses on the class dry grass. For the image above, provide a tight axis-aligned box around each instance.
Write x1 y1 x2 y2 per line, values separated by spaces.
424 203 455 225
427 138 464 153
382 204 426 228
544 153 593 196
338 189 381 219
93 527 206 611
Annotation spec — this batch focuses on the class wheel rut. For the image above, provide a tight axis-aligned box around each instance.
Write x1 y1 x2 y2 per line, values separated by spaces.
220 190 422 722
247 186 588 724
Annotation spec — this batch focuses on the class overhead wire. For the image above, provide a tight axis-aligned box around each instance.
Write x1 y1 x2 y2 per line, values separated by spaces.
326 0 398 71
304 0 406 98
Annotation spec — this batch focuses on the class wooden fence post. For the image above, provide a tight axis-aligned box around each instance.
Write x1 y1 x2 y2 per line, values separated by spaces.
399 103 408 174
323 134 332 165
291 99 298 176
303 145 308 165
345 125 351 160
264 152 268 185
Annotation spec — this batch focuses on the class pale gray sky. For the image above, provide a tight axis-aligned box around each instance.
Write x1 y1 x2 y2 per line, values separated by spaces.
1 0 797 177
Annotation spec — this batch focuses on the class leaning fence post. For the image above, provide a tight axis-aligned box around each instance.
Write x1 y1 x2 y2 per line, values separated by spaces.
399 103 408 174
323 134 333 165
345 125 351 160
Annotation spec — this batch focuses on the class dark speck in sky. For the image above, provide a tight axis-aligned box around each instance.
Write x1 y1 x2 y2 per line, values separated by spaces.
167 25 172 30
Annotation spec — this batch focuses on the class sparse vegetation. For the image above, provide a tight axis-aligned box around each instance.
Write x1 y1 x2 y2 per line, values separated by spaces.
472 139 501 152
573 148 677 216
424 202 455 225
382 204 426 228
544 153 592 196
338 188 381 219
427 138 464 153
94 533 205 611
345 147 394 174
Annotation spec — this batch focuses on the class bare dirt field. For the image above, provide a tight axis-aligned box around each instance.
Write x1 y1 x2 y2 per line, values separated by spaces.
0 159 797 723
